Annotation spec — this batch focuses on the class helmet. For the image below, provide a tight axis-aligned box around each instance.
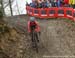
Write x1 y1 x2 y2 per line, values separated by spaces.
30 17 35 22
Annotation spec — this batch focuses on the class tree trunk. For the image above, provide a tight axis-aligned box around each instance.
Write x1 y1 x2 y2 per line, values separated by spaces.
0 0 3 18
9 0 13 16
0 0 5 24
1 0 5 16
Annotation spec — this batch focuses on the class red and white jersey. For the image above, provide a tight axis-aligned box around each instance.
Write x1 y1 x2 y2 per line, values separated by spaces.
28 21 40 33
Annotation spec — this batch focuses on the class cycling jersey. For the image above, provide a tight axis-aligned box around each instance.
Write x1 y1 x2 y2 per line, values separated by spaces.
30 21 37 31
28 21 40 33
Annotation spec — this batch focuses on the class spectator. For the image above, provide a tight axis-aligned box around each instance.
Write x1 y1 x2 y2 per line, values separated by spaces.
47 0 52 7
49 0 55 7
37 0 42 3
30 2 35 8
64 0 69 7
72 0 75 8
37 0 42 8
69 0 73 7
44 0 49 8
57 0 61 7
30 1 38 8
60 0 64 7
49 2 52 7
35 1 38 8
26 2 29 6
47 0 51 7
54 0 57 7
41 1 45 8
28 0 75 8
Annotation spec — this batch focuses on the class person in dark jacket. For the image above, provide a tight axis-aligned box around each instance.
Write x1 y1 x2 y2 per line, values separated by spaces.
57 0 61 7
30 1 37 8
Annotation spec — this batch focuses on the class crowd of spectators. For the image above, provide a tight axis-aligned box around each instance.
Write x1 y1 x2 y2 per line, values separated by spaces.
26 0 75 9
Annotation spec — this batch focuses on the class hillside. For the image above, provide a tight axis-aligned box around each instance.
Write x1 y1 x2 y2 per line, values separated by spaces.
0 15 75 58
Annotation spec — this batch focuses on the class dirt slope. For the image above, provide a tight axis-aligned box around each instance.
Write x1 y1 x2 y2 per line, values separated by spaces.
1 15 75 58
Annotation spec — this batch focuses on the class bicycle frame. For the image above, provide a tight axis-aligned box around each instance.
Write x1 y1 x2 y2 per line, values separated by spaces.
31 29 38 53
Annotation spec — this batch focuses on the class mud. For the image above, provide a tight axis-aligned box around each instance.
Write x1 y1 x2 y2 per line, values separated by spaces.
0 15 75 58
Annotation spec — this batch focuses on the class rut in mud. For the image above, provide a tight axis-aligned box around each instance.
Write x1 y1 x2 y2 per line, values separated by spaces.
0 15 75 58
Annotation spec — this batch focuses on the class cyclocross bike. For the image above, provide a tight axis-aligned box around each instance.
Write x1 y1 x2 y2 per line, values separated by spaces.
31 27 39 53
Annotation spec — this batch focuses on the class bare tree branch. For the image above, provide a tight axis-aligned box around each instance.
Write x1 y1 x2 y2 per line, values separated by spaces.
4 0 14 8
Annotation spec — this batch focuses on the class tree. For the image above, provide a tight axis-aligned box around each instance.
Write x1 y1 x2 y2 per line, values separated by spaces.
9 0 13 16
0 0 3 18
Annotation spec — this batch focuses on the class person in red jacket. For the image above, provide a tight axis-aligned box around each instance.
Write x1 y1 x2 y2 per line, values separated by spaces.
28 17 40 42
64 0 69 7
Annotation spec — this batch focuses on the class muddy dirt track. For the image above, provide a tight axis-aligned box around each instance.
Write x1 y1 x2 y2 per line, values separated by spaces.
1 15 75 58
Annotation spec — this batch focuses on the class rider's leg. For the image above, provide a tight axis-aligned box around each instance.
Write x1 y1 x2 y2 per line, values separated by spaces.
35 33 39 42
39 31 41 35
31 32 34 42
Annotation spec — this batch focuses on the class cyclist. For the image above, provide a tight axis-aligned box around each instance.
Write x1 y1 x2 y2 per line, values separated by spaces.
28 17 40 42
